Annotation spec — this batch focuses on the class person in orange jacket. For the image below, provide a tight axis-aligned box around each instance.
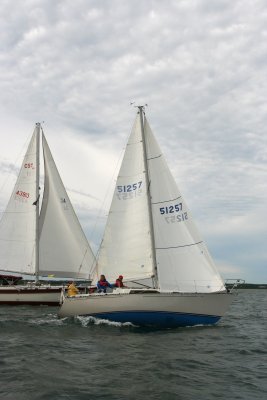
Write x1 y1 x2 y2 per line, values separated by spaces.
67 281 79 297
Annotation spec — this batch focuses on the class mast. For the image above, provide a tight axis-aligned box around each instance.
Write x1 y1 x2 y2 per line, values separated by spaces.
34 123 41 283
138 106 158 288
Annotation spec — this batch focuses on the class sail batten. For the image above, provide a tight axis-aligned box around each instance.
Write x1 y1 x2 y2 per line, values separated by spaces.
156 241 203 249
152 196 182 205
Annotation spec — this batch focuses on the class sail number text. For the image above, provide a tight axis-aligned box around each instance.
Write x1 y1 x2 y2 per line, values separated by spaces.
165 213 188 223
117 181 142 192
159 203 188 224
24 163 35 169
16 190 29 198
159 203 183 214
116 181 143 200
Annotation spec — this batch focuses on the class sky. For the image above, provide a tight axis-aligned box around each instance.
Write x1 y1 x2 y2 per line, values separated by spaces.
0 0 266 284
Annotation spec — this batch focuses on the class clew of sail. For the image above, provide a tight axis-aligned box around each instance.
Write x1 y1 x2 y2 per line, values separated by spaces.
144 117 225 293
96 116 154 283
39 132 95 279
0 128 38 275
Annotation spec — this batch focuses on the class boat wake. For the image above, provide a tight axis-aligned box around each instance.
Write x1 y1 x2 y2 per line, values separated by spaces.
76 315 137 328
29 313 65 326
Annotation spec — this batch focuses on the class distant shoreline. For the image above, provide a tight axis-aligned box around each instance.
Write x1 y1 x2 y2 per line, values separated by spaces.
226 283 267 289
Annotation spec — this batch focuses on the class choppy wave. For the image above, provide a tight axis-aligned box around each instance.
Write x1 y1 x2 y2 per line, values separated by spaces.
0 290 266 400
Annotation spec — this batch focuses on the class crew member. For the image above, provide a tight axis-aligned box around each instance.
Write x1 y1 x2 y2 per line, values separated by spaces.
97 274 112 293
114 275 126 288
67 281 79 297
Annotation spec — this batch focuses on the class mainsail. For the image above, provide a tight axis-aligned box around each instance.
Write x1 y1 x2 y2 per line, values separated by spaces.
0 125 95 280
144 117 225 293
97 109 225 293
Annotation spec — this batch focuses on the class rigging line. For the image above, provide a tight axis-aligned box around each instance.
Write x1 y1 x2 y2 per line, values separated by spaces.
151 196 182 205
156 241 203 250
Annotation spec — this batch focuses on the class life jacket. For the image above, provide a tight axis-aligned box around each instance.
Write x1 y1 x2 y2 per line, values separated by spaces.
67 284 78 297
115 279 123 287
99 279 109 287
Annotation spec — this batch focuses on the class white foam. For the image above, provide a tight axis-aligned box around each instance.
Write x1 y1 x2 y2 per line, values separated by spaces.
76 315 136 328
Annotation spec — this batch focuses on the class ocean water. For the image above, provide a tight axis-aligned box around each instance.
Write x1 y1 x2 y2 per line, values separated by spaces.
0 290 266 400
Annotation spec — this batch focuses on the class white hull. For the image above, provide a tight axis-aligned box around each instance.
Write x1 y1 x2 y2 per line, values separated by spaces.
59 289 234 328
0 285 62 305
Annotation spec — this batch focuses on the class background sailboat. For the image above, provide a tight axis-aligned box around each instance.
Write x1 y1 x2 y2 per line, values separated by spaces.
59 107 236 327
0 123 95 304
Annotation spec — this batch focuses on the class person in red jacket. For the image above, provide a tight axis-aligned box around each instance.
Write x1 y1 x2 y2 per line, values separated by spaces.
97 274 112 293
114 275 126 288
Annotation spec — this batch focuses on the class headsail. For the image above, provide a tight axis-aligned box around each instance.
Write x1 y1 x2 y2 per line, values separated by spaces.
39 132 95 279
0 127 39 275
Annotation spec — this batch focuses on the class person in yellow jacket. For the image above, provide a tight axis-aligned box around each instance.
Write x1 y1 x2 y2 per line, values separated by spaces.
67 281 79 297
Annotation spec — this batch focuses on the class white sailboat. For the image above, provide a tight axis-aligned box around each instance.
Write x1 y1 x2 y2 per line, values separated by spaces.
59 107 235 327
0 123 95 305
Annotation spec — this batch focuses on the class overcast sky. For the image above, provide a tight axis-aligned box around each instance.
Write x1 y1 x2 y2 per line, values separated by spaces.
0 0 266 283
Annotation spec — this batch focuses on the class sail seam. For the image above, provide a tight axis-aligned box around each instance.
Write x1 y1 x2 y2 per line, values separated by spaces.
152 196 182 204
156 241 203 249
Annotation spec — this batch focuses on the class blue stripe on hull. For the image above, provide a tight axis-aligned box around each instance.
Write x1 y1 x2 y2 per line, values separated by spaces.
90 310 221 328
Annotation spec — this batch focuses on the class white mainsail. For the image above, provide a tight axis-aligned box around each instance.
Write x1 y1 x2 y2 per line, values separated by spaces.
97 110 225 293
0 128 38 275
39 133 95 279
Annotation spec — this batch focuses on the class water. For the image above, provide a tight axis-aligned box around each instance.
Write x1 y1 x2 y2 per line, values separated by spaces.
0 290 266 400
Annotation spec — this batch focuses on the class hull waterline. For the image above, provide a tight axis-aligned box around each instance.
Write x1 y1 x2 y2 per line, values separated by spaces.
59 291 234 328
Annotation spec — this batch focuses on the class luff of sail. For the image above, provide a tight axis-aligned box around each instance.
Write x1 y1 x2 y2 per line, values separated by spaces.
0 128 38 275
39 132 95 279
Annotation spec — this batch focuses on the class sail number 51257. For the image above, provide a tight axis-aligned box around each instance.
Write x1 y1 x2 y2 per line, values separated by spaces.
117 181 142 192
159 203 182 214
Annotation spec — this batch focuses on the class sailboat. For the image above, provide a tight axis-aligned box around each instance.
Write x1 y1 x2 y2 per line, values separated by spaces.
59 107 235 327
0 123 95 305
